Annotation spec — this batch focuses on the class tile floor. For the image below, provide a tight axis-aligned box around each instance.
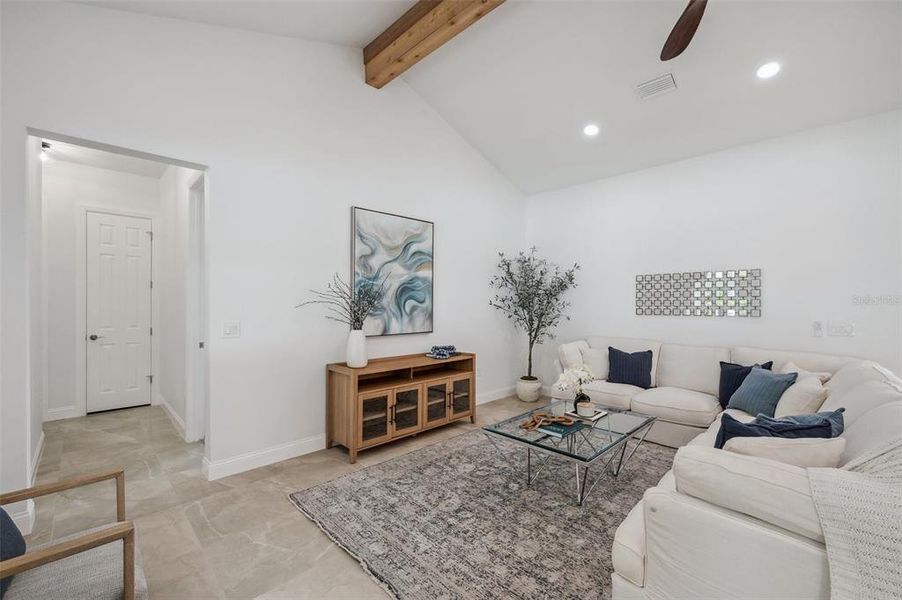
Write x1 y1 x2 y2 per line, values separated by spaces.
27 396 531 599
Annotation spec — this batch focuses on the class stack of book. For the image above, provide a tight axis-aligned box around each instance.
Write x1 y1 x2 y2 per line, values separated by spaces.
537 420 586 438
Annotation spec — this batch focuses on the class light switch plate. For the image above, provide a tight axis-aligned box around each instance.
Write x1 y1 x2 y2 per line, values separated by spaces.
221 321 241 338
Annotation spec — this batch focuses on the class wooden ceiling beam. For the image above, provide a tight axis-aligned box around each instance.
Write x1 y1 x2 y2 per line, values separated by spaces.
364 0 505 89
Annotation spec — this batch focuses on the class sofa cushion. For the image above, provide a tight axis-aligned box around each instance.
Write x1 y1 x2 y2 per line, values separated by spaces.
718 360 773 408
631 387 721 427
579 347 608 380
612 500 647 587
727 368 797 418
824 361 886 395
840 401 902 465
657 469 676 491
774 375 828 418
608 347 653 389
821 379 902 426
731 346 858 375
781 361 832 383
581 380 641 410
587 337 662 386
723 436 846 468
673 446 824 542
558 340 590 371
657 344 730 396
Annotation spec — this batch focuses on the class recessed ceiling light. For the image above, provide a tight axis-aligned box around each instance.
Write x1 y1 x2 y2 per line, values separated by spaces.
583 124 600 137
756 62 781 80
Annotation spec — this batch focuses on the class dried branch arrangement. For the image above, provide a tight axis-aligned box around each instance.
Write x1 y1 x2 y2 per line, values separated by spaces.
297 273 385 330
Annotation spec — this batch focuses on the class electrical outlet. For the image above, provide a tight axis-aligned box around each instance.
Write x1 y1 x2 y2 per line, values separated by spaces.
812 321 825 338
221 321 241 338
827 321 855 337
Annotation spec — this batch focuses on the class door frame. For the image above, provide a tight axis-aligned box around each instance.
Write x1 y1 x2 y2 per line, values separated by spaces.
75 206 158 418
184 172 209 442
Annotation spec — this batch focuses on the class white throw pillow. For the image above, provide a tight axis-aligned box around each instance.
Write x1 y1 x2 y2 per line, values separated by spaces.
780 361 832 383
579 347 609 380
723 437 846 468
558 340 589 371
774 375 828 418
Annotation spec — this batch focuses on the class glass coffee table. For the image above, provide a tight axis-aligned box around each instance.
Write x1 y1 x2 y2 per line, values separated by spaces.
482 400 656 505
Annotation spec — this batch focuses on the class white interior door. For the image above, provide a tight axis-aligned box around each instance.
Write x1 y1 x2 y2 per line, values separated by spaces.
86 211 152 412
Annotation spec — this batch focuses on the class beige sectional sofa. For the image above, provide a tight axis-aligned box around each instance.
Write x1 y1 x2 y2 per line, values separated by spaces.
556 336 861 447
555 337 902 599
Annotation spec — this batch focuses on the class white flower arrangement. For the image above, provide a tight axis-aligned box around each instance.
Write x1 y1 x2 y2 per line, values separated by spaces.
554 365 595 395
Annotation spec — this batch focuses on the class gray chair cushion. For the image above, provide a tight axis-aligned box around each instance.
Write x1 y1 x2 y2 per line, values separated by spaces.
6 524 147 600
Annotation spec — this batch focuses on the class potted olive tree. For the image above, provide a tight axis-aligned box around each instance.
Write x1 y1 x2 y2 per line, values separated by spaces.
297 274 384 368
490 248 579 402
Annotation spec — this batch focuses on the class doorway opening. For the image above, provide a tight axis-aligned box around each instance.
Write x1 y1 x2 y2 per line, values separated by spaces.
28 130 209 447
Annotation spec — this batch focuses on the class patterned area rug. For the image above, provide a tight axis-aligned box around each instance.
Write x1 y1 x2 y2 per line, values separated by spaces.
290 431 675 600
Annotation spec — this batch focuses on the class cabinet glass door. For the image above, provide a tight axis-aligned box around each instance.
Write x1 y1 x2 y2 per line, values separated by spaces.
359 391 392 447
392 385 421 437
449 375 473 419
424 380 449 427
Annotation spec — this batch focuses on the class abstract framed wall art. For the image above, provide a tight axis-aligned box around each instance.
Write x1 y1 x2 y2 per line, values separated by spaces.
352 207 434 336
635 269 762 317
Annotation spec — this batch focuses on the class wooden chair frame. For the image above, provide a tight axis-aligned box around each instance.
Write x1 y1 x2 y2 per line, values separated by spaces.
0 468 135 600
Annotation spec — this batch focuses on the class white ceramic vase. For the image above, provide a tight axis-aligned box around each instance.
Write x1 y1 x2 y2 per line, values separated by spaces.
516 377 543 402
347 330 367 368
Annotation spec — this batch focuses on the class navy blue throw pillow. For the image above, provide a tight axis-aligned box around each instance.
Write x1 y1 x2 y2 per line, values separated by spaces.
756 408 846 438
608 347 653 389
718 361 773 408
715 412 834 449
1 506 26 598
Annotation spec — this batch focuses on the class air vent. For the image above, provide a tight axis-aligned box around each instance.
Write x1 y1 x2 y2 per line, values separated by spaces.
636 74 677 100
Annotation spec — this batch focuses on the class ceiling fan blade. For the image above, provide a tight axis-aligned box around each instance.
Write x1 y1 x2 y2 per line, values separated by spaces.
660 0 708 61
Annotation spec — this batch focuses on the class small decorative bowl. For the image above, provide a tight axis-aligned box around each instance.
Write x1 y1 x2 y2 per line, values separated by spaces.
577 402 595 417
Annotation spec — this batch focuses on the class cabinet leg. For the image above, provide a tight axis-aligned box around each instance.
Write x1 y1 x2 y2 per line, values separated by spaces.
349 449 357 464
470 415 475 424
326 437 334 449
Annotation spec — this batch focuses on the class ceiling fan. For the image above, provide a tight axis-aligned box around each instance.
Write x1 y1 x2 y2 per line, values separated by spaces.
660 0 708 61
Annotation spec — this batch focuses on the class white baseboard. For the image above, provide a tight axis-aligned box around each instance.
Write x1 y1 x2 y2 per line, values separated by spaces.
200 385 512 482
202 433 326 481
157 393 187 440
476 385 516 404
7 500 35 535
30 431 45 486
44 405 83 421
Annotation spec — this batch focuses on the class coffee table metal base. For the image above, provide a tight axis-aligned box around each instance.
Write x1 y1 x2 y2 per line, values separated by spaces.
486 420 654 506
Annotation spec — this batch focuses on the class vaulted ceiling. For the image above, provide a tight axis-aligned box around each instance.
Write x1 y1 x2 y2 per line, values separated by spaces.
81 0 901 193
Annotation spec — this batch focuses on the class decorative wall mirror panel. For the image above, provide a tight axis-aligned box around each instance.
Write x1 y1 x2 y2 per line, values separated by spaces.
635 269 761 317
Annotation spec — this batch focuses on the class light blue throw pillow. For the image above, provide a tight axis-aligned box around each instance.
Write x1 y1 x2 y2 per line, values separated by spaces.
727 367 798 418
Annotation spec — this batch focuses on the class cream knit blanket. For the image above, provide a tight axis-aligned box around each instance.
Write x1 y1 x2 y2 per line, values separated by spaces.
808 435 902 600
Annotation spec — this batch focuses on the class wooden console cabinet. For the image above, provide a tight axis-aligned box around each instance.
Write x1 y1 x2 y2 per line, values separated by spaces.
326 352 476 463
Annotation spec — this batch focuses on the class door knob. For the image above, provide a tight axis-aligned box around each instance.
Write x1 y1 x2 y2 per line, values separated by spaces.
89 334 104 341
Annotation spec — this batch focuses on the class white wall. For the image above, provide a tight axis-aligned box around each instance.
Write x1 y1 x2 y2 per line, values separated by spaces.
526 111 902 384
42 159 161 418
27 137 44 485
157 165 200 426
1 2 525 478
